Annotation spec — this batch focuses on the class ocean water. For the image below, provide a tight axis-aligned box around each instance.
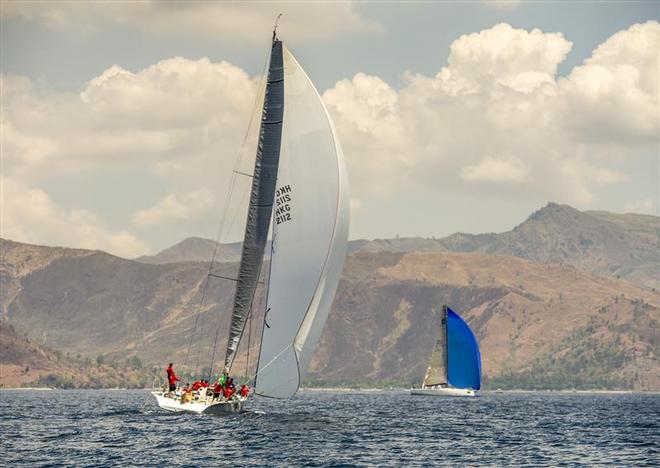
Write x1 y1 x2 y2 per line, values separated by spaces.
0 389 657 466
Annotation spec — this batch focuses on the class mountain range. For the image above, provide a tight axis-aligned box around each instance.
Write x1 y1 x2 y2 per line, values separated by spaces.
1 203 658 390
137 203 659 290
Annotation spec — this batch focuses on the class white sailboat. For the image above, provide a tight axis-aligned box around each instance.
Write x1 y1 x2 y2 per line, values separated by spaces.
152 24 349 414
411 305 482 397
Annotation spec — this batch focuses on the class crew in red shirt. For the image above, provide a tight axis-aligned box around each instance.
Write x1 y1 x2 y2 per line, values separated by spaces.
166 363 179 394
213 381 223 401
239 384 250 398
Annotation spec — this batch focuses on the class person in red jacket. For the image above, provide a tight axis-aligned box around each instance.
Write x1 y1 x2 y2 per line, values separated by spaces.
192 380 202 391
212 381 223 401
166 363 179 395
239 384 249 399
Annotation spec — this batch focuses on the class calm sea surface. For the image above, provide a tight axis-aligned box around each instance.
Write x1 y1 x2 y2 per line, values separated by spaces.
0 389 657 466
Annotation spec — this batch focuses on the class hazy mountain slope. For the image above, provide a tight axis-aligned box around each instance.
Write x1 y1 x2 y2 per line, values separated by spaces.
485 204 659 289
0 321 158 388
2 239 658 390
349 204 658 289
138 205 659 289
310 252 659 390
5 243 240 360
135 237 243 264
586 210 659 238
0 238 95 317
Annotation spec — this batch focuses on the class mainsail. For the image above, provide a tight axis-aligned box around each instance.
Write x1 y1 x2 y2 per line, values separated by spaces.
223 39 284 371
422 306 448 387
254 47 350 398
446 307 482 390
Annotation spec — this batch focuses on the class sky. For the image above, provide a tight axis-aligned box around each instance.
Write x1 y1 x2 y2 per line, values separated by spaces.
1 1 658 257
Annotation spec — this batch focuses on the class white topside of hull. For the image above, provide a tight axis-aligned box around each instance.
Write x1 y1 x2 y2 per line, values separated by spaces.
151 391 244 415
410 387 478 397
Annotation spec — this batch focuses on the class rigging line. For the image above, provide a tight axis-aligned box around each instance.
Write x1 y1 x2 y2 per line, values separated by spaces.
206 54 272 379
206 324 222 383
240 341 293 388
186 49 271 379
209 273 264 285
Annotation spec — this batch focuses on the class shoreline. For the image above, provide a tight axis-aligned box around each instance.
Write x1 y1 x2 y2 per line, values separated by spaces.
1 386 658 394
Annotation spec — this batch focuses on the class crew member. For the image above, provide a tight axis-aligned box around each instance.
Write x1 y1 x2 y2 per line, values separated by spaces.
212 381 223 401
166 363 179 396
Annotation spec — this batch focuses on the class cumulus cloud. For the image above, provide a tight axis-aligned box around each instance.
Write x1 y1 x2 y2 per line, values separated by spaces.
323 73 406 196
2 57 261 254
2 57 258 178
437 23 572 94
2 1 382 43
324 21 658 208
558 21 660 144
461 156 530 182
2 21 656 254
1 178 148 257
133 188 215 227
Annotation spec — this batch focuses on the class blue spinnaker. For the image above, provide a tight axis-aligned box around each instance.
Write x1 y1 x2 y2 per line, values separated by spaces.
446 307 482 390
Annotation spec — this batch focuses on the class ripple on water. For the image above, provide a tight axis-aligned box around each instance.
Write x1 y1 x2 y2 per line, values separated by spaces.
0 390 658 466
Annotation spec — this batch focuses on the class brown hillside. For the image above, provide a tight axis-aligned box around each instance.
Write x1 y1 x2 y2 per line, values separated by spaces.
0 320 158 388
311 252 659 390
2 236 657 390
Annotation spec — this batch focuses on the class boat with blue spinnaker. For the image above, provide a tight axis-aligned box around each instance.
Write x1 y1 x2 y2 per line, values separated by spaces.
411 305 482 397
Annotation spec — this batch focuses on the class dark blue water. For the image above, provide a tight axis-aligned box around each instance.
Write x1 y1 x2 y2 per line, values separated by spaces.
1 390 658 466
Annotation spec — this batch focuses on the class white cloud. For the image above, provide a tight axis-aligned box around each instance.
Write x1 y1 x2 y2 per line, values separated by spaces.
1 178 147 257
133 188 215 227
2 2 382 43
436 23 572 94
558 21 660 144
593 168 630 185
461 156 530 182
323 22 656 208
1 21 656 253
1 57 260 253
323 73 406 196
2 57 258 178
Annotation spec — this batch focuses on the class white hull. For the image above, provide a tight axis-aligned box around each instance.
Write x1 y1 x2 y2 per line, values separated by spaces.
151 392 244 415
410 387 478 397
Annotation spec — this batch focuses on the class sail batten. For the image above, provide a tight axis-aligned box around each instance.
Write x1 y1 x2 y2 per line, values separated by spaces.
224 40 284 372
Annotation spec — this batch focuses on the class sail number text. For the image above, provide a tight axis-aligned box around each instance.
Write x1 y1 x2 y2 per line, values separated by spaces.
275 184 293 225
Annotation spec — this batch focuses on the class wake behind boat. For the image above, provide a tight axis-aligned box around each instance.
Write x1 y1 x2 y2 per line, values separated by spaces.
411 305 482 397
152 21 349 415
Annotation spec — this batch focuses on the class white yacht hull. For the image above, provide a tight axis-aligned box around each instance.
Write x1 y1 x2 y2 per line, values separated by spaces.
151 392 244 415
410 387 478 397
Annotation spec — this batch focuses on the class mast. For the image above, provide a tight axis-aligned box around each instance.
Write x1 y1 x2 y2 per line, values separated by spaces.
223 34 284 373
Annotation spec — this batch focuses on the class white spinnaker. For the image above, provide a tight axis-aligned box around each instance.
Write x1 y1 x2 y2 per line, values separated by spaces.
254 47 349 398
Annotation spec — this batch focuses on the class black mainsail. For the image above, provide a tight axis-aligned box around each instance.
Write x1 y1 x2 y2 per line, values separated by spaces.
223 39 284 372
